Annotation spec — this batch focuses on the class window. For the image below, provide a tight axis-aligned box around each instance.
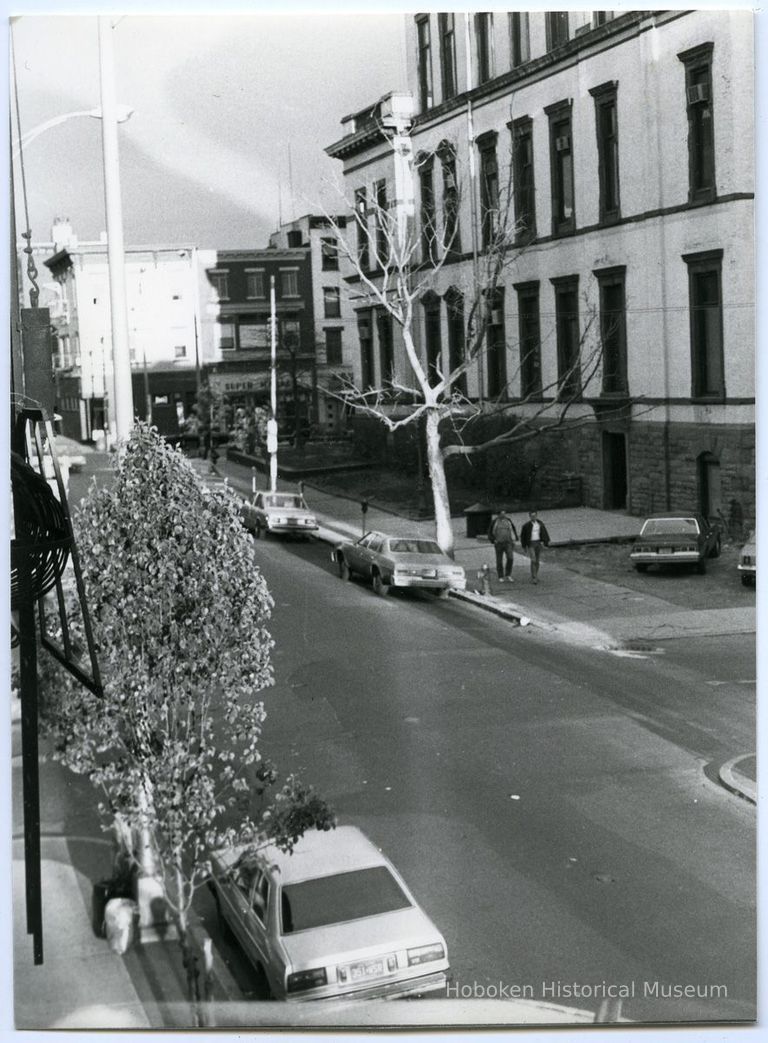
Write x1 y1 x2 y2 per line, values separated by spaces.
594 266 628 394
438 12 457 101
551 276 581 398
376 310 395 384
509 12 530 67
475 12 494 84
684 249 724 399
593 12 612 28
240 321 270 350
246 269 266 299
446 289 467 396
325 327 343 365
219 322 235 350
511 117 536 242
209 269 229 300
439 144 461 255
486 289 507 399
678 43 716 202
281 268 299 297
418 155 437 264
321 238 338 271
174 344 187 359
545 12 569 50
287 230 303 247
358 311 374 388
374 179 388 268
515 281 542 399
590 82 620 223
323 286 341 318
478 132 499 249
355 187 369 270
423 295 442 384
546 101 575 235
416 15 433 110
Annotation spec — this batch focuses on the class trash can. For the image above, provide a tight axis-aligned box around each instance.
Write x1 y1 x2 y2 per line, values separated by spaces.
464 503 494 539
92 878 131 938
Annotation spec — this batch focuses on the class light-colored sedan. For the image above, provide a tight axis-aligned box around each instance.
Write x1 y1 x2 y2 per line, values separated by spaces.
208 826 450 1001
331 531 466 597
242 491 318 538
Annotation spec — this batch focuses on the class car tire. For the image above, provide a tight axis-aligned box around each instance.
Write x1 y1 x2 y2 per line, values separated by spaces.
372 570 390 597
696 558 707 575
741 574 754 587
436 587 451 599
634 563 648 573
338 558 351 581
254 521 263 539
710 536 721 559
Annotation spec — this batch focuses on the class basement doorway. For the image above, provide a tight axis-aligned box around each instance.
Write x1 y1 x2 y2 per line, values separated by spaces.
602 431 627 510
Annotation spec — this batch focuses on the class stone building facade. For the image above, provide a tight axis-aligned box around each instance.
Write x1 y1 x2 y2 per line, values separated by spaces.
326 9 755 528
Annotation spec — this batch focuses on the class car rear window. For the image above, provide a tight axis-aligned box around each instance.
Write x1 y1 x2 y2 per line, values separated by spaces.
280 866 412 934
265 495 305 509
388 539 442 555
641 518 699 536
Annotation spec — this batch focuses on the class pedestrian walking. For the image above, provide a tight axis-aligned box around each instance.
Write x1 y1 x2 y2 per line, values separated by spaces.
488 508 519 582
520 509 550 583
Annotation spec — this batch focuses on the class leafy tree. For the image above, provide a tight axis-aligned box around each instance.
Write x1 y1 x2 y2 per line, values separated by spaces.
40 424 334 1017
323 128 622 556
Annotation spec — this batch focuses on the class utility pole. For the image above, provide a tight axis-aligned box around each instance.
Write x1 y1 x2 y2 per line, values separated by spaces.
268 275 278 492
98 15 134 446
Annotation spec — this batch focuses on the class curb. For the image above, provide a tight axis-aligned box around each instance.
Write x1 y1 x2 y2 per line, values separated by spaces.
718 755 757 805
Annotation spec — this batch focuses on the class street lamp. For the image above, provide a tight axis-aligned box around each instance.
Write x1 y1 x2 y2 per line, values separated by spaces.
11 105 134 161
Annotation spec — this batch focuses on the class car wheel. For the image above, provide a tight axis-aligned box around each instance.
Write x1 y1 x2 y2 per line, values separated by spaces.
634 563 648 573
710 536 721 559
372 570 390 597
696 558 707 574
254 521 263 539
338 558 351 581
436 587 451 599
741 574 753 587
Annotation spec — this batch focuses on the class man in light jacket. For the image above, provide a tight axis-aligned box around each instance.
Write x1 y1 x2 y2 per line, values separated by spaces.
488 508 519 582
520 509 551 584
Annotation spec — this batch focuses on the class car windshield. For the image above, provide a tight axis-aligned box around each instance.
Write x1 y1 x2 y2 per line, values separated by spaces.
641 517 700 536
388 539 442 555
264 494 305 509
280 866 412 935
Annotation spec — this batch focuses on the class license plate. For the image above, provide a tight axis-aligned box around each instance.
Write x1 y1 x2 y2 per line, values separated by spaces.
287 519 298 525
657 547 671 554
421 569 437 578
348 959 385 981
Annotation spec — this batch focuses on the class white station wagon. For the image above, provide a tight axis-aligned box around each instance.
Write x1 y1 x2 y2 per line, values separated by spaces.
208 826 450 1001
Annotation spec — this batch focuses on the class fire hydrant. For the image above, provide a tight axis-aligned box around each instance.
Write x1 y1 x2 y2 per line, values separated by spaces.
477 563 492 596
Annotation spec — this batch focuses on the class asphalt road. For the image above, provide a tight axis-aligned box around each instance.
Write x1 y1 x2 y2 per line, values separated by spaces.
200 533 755 1025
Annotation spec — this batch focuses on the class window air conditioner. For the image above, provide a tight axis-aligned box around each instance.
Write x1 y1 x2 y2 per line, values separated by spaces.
555 135 571 152
686 83 709 105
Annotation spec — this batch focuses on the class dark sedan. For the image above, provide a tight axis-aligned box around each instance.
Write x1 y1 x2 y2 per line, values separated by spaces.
630 513 721 574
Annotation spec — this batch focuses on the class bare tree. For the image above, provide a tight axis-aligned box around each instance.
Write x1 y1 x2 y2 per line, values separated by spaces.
321 128 621 556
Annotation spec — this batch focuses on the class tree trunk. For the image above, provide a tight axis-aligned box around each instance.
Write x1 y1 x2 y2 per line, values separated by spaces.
425 409 454 557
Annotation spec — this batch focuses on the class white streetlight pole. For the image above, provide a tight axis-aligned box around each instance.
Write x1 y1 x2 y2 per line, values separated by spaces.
268 275 279 492
98 15 134 448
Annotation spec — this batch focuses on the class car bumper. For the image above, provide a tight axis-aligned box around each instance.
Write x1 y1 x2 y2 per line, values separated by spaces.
392 577 467 591
630 551 701 565
288 968 449 1003
267 522 319 533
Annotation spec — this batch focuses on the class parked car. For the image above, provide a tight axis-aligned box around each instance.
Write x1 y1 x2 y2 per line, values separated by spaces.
630 513 721 574
208 825 450 1001
738 531 756 586
242 491 318 538
331 531 467 597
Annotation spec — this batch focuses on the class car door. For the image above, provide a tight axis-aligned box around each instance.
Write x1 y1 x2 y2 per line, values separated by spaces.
346 533 374 575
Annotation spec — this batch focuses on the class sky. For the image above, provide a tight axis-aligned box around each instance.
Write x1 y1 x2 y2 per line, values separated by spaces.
9 6 408 250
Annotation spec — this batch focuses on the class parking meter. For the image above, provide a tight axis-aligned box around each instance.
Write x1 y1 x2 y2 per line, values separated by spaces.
361 499 368 534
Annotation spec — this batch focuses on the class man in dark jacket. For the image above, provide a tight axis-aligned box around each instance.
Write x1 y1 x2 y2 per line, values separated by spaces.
520 509 551 584
488 508 519 582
